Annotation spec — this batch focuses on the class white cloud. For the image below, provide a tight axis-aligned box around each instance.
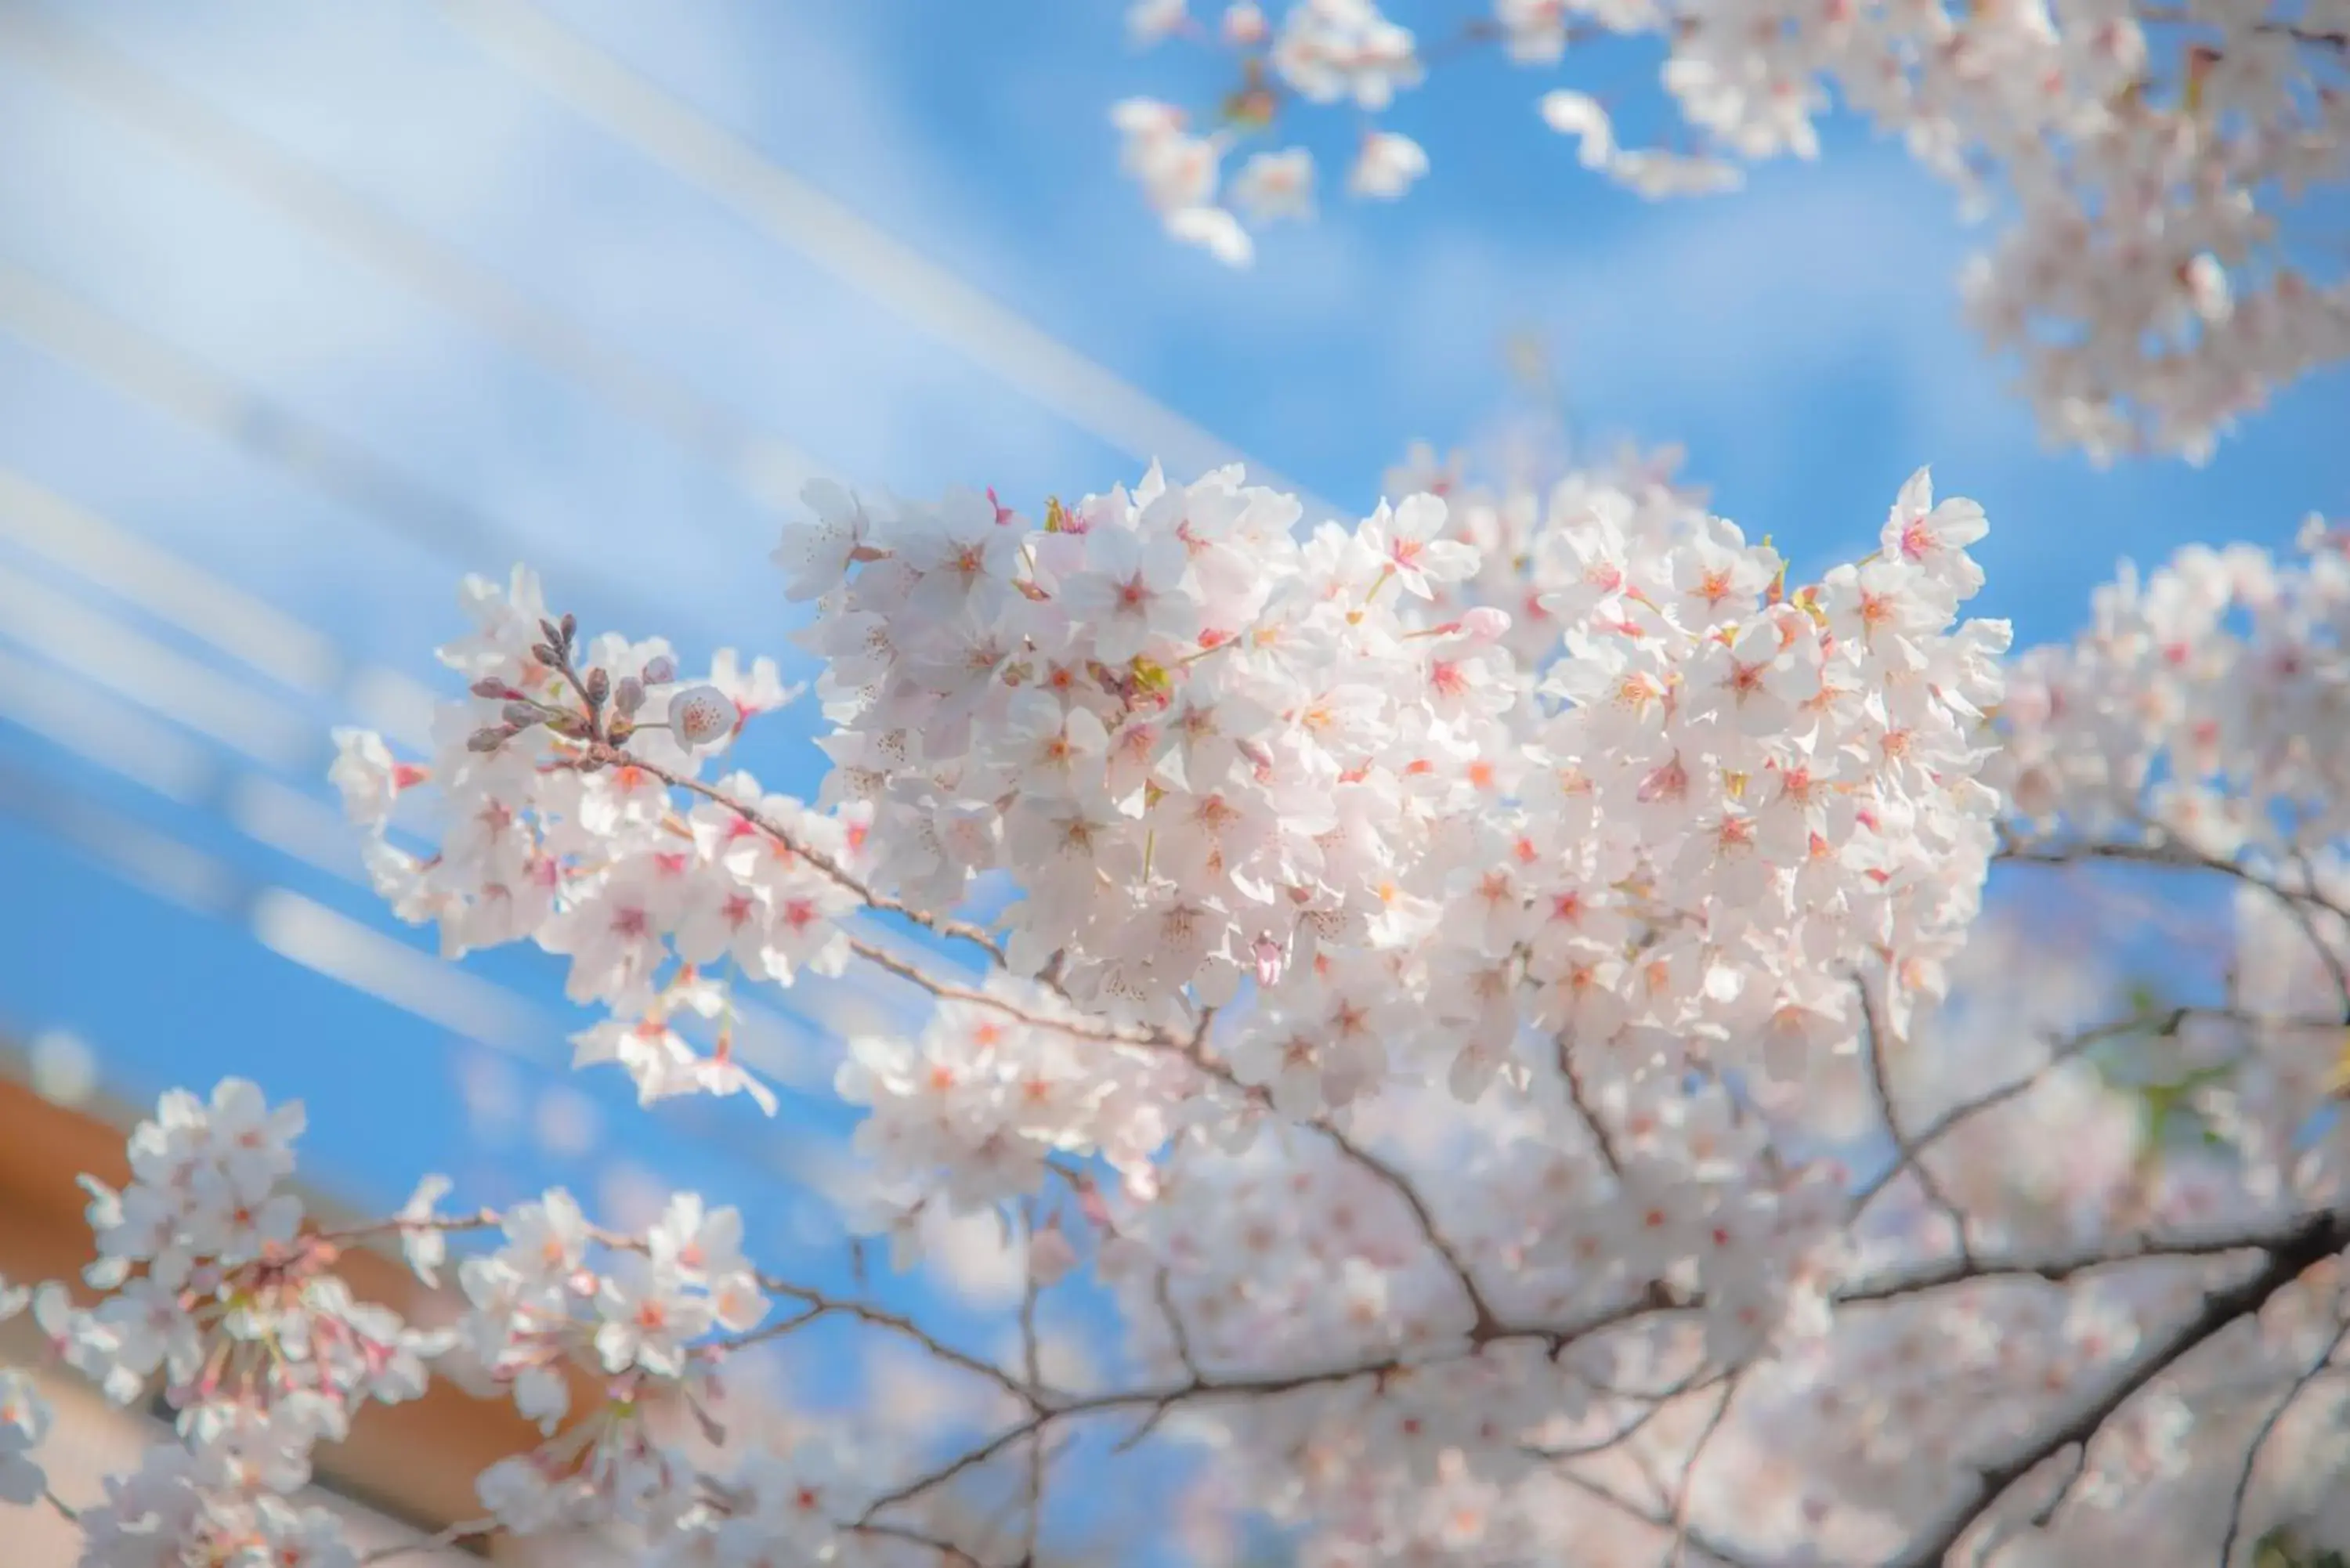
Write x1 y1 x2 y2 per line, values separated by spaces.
1231 155 2021 493
994 1314 1104 1396
920 1206 1027 1310
862 1335 995 1436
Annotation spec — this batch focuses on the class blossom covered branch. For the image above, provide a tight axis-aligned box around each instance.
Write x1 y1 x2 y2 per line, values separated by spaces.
7 451 2350 1565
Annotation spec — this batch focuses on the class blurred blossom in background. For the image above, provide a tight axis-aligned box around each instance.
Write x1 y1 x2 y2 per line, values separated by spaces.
0 0 2341 1561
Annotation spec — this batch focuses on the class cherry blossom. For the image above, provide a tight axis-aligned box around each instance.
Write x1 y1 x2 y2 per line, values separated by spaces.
1348 128 1430 198
1231 146 1319 220
0 1366 49 1507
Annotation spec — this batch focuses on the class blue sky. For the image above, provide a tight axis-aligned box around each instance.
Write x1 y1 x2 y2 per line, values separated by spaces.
0 0 2344 1541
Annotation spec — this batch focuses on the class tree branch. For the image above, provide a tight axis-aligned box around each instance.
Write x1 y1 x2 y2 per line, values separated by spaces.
1888 1208 2350 1567
593 745 1009 963
2217 1316 2350 1566
1318 1121 1504 1339
1855 972 1975 1264
1996 832 2350 1018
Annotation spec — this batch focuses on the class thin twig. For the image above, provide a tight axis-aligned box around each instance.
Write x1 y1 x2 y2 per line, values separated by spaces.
848 1519 987 1566
1853 1005 2185 1210
2137 4 2348 50
1998 833 2350 1018
1017 1201 1047 1568
1557 1032 1628 1175
1553 1467 1769 1567
859 1295 1665 1522
1665 1373 1742 1567
754 1279 1045 1407
359 1516 498 1565
1318 1122 1504 1339
594 746 1008 963
2217 1316 2350 1566
1855 971 1976 1266
845 934 1158 1046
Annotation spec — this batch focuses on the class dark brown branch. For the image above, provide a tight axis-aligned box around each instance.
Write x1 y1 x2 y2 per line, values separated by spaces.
1835 1217 2341 1305
1889 1208 2350 1567
2217 1317 2350 1566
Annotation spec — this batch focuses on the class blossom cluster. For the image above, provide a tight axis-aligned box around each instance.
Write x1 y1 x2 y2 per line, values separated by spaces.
437 1187 870 1555
2 1081 449 1568
331 583 823 1118
1112 0 2350 460
358 454 2008 1198
1998 510 2350 1218
2001 511 2350 862
0 1083 897 1566
318 457 2021 1551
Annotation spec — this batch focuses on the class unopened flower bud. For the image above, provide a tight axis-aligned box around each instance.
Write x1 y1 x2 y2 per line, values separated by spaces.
467 727 509 753
615 676 646 717
559 612 577 646
669 685 737 749
1459 606 1513 644
586 667 611 706
470 677 512 699
538 618 562 649
1029 1224 1079 1286
530 641 561 668
641 655 677 687
501 701 541 727
1252 931 1287 987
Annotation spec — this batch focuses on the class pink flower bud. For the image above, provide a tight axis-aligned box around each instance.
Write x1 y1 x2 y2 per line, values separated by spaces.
669 685 738 749
1029 1224 1079 1286
1459 606 1512 644
640 655 678 686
